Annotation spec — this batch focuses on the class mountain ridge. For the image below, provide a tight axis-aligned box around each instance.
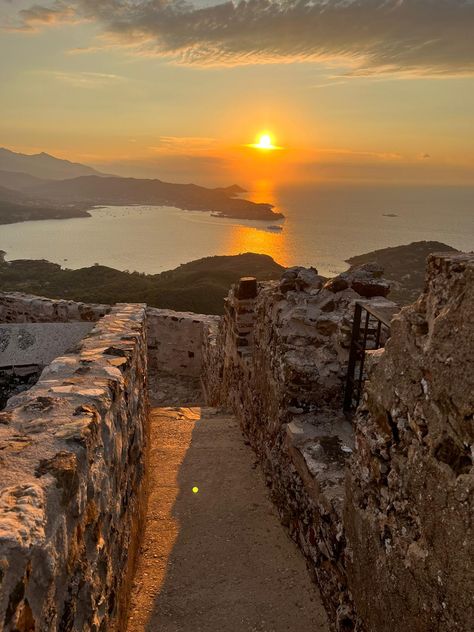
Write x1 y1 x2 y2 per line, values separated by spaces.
0 148 282 222
0 147 109 180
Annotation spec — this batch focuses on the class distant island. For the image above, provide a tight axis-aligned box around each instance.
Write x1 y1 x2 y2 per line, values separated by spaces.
0 241 457 314
0 147 284 225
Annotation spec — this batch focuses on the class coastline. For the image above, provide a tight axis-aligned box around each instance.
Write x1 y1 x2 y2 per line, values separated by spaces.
0 200 283 226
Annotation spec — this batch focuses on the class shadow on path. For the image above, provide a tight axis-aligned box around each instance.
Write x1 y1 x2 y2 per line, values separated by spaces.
126 406 329 632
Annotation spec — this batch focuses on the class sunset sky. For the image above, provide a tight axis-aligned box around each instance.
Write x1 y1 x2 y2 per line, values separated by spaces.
1 0 474 187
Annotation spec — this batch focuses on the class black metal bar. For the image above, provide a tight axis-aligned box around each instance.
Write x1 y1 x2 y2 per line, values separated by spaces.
355 310 371 407
343 302 362 412
343 300 400 415
375 319 382 348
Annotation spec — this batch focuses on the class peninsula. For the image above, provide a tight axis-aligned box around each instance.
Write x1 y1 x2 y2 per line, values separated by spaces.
0 147 284 225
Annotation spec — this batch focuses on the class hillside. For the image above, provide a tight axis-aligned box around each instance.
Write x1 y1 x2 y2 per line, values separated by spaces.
0 200 90 225
0 184 89 225
0 253 285 314
0 185 29 204
26 175 283 221
0 170 48 191
0 242 459 313
346 240 459 304
0 148 107 180
0 148 283 223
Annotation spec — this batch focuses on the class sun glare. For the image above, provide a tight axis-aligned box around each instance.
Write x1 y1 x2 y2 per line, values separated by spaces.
247 132 281 151
257 134 272 149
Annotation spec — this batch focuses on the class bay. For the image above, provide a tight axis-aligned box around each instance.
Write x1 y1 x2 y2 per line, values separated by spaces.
1 184 473 278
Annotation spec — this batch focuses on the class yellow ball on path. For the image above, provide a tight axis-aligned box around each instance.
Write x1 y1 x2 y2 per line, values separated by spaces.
192 486 199 494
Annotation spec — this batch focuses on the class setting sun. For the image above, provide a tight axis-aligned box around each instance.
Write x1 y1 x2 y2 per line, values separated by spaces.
247 133 281 151
257 134 272 149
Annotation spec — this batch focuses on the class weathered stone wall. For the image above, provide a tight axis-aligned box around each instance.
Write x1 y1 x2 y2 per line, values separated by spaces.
204 257 474 631
0 323 95 367
0 292 110 323
147 307 219 377
345 252 474 632
0 304 148 631
0 293 219 379
202 266 393 630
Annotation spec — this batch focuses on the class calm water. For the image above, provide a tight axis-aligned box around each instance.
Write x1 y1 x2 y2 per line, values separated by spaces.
1 184 473 277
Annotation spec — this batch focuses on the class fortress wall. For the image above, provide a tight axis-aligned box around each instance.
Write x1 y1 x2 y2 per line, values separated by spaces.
202 272 364 630
147 307 219 377
0 292 111 323
0 293 219 379
0 304 148 632
345 252 474 632
203 256 473 632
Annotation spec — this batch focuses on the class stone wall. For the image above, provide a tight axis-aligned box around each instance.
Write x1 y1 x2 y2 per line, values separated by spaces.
0 293 218 379
0 323 95 367
0 292 110 323
345 252 474 632
0 303 148 631
204 254 474 632
202 266 392 630
147 307 219 377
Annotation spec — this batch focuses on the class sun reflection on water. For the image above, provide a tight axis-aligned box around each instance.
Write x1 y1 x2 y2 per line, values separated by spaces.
224 224 290 268
221 179 290 267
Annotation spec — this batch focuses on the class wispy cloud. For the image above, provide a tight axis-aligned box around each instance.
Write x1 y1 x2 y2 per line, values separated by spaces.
150 136 220 155
4 0 474 76
37 69 126 87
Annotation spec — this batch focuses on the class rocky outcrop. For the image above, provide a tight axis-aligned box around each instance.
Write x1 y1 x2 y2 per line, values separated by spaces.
0 304 148 631
345 252 474 632
324 263 390 299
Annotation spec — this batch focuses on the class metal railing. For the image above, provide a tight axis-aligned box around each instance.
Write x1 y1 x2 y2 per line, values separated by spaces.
343 300 400 413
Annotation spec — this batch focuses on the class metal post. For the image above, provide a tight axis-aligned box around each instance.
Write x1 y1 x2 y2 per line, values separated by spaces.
343 302 362 412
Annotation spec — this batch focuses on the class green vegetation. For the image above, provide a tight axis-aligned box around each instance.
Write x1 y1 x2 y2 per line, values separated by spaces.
0 241 456 315
0 252 285 315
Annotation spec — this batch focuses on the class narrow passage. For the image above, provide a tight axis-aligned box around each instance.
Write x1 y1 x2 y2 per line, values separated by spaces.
126 401 329 631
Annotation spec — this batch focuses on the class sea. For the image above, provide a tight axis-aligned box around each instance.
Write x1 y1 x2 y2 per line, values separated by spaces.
1 184 473 278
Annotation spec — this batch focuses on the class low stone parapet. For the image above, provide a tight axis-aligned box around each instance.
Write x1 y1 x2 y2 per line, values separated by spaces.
0 292 110 323
0 303 148 631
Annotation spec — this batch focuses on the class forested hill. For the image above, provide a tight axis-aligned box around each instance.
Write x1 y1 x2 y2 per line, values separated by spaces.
0 241 458 314
0 252 285 315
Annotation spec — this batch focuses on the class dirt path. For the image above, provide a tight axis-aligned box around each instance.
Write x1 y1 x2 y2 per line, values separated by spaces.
126 406 330 632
